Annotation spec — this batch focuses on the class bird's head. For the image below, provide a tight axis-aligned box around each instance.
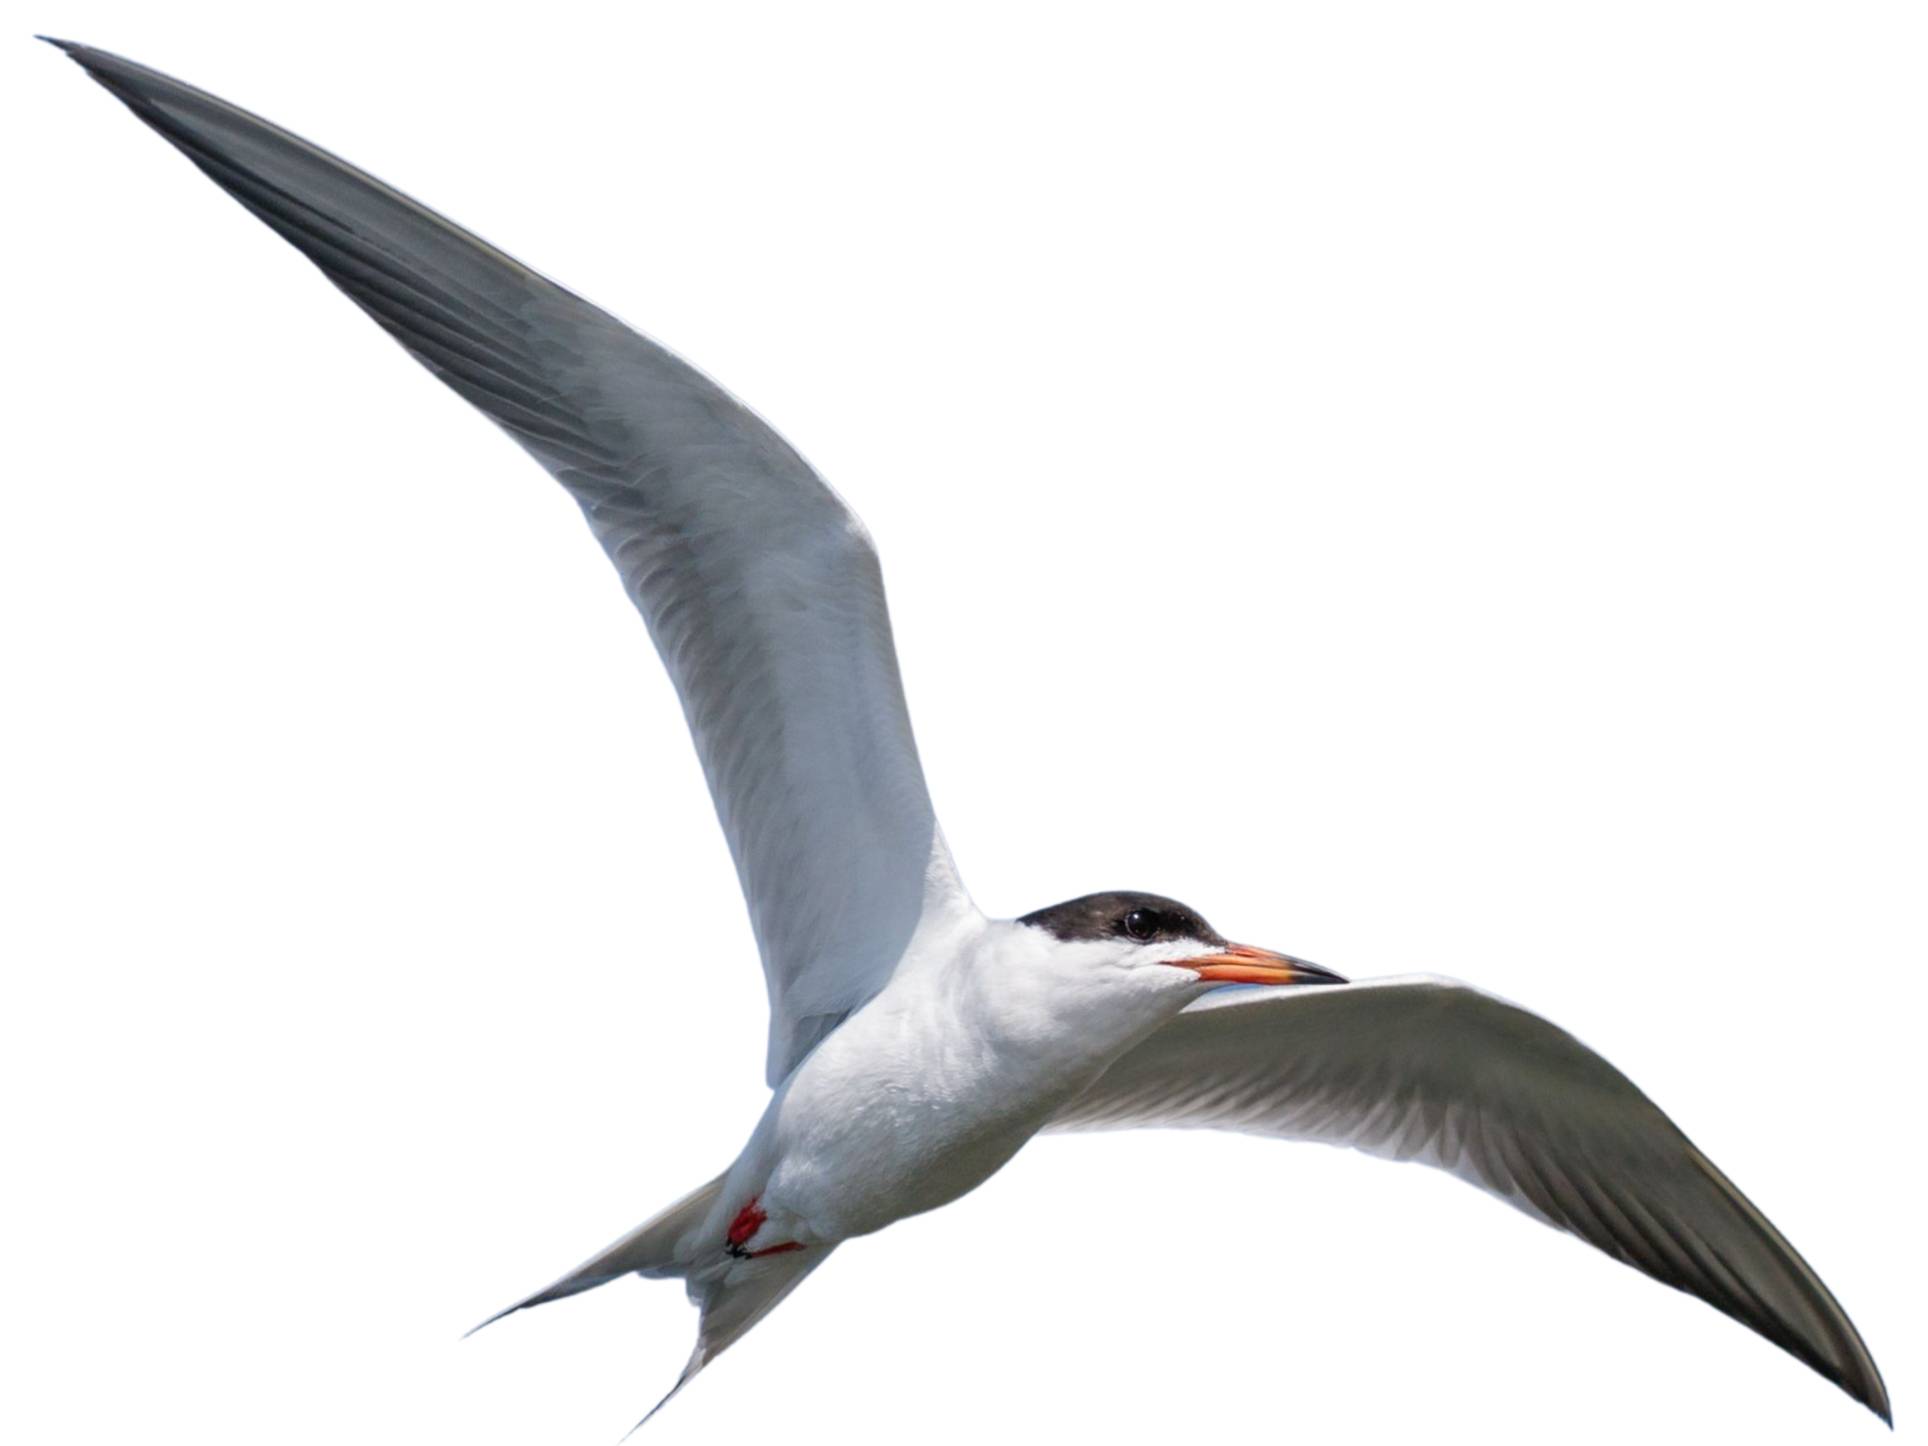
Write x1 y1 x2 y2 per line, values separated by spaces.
1013 890 1344 1012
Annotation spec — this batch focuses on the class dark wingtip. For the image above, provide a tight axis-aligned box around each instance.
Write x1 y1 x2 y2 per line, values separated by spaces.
38 36 117 83
1825 1326 1891 1426
460 1301 524 1340
38 37 145 84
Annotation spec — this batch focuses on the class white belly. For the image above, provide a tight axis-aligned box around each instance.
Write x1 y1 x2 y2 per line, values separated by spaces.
744 985 1119 1242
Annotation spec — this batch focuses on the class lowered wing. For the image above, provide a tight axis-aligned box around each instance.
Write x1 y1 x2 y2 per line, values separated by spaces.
1050 975 1889 1422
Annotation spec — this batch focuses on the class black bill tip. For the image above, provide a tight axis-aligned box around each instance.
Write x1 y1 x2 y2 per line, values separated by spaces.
1284 956 1348 986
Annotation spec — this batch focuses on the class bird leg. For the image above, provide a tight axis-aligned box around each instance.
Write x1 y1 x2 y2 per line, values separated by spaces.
725 1197 804 1259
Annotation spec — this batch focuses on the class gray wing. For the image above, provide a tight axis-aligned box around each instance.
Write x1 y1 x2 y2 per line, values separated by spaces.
1050 976 1889 1422
50 39 970 1083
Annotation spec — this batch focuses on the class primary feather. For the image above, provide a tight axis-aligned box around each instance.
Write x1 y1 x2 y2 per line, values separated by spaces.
1052 976 1891 1422
43 37 968 1085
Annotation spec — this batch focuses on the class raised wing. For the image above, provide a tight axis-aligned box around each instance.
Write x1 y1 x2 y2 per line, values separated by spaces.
51 40 970 1083
1050 976 1889 1422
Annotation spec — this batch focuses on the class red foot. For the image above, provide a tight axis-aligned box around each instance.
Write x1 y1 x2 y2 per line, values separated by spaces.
746 1240 803 1258
726 1198 767 1248
725 1197 804 1259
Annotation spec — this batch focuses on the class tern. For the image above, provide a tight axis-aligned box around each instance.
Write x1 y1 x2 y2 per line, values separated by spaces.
47 38 1889 1429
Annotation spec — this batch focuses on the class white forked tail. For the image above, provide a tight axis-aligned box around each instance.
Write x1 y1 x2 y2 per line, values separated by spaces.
466 1175 726 1334
638 1243 838 1429
469 1174 836 1427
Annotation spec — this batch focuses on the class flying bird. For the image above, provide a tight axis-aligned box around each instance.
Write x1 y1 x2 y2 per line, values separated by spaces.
45 38 1889 1429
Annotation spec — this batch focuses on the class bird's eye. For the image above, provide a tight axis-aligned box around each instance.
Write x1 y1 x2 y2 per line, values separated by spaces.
1122 909 1158 942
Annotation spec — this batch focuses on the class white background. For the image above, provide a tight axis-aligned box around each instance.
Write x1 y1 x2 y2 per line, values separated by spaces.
4 5 1921 1443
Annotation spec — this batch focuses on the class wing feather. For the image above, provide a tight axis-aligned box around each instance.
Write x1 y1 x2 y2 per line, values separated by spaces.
51 40 970 1081
1050 976 1889 1421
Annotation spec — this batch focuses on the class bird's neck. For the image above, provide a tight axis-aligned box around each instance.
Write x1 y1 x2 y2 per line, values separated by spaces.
892 920 1192 1109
